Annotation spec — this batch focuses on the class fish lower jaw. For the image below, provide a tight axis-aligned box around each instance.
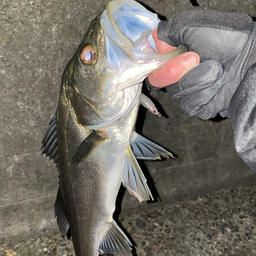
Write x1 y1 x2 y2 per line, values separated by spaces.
116 61 164 90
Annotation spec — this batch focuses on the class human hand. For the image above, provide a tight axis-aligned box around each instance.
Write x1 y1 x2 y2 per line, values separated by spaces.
148 28 200 87
147 8 256 120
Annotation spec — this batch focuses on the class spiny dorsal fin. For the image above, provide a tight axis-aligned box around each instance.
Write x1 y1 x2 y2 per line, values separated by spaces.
54 189 70 236
131 132 174 160
121 145 153 202
99 220 132 255
41 113 59 167
72 130 106 164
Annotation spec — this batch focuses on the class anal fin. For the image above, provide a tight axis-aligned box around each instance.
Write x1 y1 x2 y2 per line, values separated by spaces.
54 189 70 236
99 220 132 255
131 132 174 160
122 145 153 202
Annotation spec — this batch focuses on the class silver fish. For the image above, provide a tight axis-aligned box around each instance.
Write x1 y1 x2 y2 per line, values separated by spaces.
42 0 186 255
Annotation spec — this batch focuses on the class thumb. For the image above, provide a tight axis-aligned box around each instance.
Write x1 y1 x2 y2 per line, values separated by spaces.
148 52 200 88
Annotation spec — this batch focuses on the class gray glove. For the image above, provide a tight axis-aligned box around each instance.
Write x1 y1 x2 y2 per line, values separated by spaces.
145 7 256 171
155 7 256 120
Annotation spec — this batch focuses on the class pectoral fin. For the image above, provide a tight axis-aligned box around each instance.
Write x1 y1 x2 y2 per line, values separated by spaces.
131 132 173 160
121 145 153 202
72 130 106 164
99 220 132 255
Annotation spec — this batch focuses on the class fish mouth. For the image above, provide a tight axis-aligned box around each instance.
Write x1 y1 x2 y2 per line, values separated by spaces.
100 0 187 88
102 0 159 60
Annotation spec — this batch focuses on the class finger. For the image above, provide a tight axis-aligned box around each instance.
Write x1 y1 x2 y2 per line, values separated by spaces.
152 28 176 53
148 52 200 87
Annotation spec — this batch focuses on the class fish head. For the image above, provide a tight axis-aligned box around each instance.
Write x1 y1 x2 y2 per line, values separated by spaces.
62 14 118 128
62 0 186 128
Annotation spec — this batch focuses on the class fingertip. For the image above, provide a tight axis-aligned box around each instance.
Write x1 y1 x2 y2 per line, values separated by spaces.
182 52 200 70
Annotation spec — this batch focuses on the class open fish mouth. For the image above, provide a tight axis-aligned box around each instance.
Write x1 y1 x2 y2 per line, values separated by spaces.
100 0 187 85
101 0 160 60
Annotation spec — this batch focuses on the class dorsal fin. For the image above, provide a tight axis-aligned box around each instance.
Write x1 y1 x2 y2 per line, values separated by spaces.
41 114 59 167
99 220 132 255
54 189 70 236
121 145 153 202
131 132 173 160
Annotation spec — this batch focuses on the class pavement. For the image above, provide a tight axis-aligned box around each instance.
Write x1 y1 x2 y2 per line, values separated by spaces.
1 181 256 256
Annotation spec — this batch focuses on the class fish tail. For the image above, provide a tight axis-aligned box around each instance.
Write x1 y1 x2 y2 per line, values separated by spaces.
99 220 132 255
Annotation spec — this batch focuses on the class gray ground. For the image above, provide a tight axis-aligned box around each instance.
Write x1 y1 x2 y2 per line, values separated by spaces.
1 0 256 244
1 182 256 256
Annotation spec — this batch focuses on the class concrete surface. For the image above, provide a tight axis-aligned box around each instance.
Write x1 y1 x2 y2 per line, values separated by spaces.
1 182 256 255
1 0 256 242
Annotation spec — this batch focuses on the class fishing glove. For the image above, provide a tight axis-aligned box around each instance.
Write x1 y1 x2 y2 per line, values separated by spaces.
146 7 256 171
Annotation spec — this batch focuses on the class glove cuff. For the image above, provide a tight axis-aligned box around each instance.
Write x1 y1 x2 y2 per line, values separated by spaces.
244 25 256 73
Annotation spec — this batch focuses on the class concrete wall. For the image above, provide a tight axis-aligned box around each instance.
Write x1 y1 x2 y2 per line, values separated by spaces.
1 0 256 239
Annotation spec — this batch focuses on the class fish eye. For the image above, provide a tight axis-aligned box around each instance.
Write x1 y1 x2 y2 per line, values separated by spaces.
80 45 97 65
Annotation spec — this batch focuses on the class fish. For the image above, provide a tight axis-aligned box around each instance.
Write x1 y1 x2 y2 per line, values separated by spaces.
41 0 186 255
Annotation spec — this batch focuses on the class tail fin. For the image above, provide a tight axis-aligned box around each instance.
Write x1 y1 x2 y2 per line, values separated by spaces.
99 220 132 255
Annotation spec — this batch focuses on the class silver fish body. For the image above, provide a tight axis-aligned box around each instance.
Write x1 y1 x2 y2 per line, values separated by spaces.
42 1 186 255
57 81 140 256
